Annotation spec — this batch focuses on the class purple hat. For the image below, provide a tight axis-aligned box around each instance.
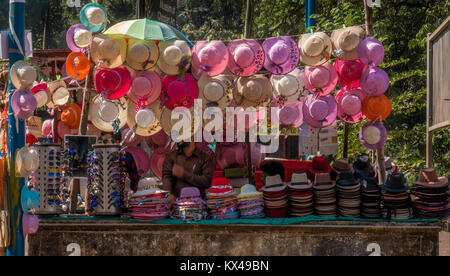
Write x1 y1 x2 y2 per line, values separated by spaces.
336 88 366 124
304 61 338 96
227 39 264 76
11 90 37 120
262 36 299 75
22 214 39 238
360 66 389 96
358 38 384 66
359 121 387 150
66 24 92 53
179 187 202 200
302 94 337 128
279 101 304 127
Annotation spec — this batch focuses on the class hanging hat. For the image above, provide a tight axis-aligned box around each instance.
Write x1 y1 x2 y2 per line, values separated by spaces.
157 40 192 76
61 103 82 130
150 152 165 180
289 172 312 190
126 38 159 71
88 94 128 132
381 173 409 193
20 186 39 212
57 120 77 140
192 40 229 77
66 52 91 81
146 129 170 147
160 106 201 142
11 90 37 120
90 34 127 69
16 146 39 177
353 156 375 179
48 80 70 107
86 122 102 137
120 126 144 147
94 66 131 100
414 168 448 189
216 143 245 170
331 26 366 61
302 94 337 128
271 68 306 105
10 61 37 91
298 32 332 66
80 3 108 33
234 75 272 108
22 214 39 238
336 88 366 124
304 61 338 96
359 121 387 150
124 147 150 176
360 66 389 96
358 37 384 66
66 24 92 53
161 73 199 110
334 59 364 88
279 101 304 127
362 94 391 121
227 38 264 77
41 119 54 138
127 100 162 137
30 82 50 108
198 74 234 110
263 36 299 75
127 69 162 107
308 156 332 175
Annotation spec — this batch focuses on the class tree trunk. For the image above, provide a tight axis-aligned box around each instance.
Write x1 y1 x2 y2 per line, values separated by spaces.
42 4 50 49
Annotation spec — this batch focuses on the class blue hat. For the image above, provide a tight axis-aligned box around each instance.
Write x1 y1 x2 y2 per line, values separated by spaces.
80 3 108 33
21 185 40 212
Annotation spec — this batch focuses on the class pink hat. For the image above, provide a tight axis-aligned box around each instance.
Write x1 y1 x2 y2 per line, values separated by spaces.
262 36 299 75
279 101 304 127
304 61 338 96
22 214 39 238
150 152 165 180
124 147 150 177
42 119 54 138
360 66 389 96
161 73 199 110
227 39 264 77
120 126 144 147
94 66 131 100
334 59 364 88
11 90 38 120
127 70 162 107
192 40 229 77
57 120 77 140
336 88 366 124
302 94 337 128
146 129 169 147
358 38 384 66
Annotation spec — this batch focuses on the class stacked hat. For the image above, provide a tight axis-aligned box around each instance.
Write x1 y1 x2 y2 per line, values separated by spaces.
381 173 413 220
411 168 449 219
353 156 376 180
360 177 382 219
261 175 288 218
237 184 265 218
313 173 337 217
306 156 332 181
127 187 169 221
288 172 313 217
336 171 361 218
207 178 239 220
171 187 208 222
330 158 352 181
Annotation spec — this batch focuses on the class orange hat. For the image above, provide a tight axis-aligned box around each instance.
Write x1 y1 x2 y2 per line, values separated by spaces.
61 103 82 129
66 52 91 80
362 94 391 121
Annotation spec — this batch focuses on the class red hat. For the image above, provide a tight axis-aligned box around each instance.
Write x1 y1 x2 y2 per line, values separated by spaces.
208 177 234 196
94 66 131 100
307 156 332 174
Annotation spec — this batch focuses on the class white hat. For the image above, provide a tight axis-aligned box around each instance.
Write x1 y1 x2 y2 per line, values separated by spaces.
86 6 106 27
15 146 39 177
10 61 37 91
73 28 92 48
262 174 287 192
127 100 162 137
157 40 192 75
288 172 312 189
88 94 128 132
271 68 306 105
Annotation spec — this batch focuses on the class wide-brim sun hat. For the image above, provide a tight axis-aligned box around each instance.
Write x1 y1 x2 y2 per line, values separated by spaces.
362 94 391 121
150 152 165 180
358 37 385 66
161 73 199 110
360 66 389 96
127 100 162 137
11 61 37 91
15 146 39 177
271 68 306 105
157 40 192 76
233 74 273 109
336 87 366 124
80 3 108 33
66 24 92 53
197 74 234 110
359 121 387 150
263 36 299 75
279 101 304 127
160 106 201 142
88 94 128 132
120 126 144 147
11 90 37 121
124 146 150 176
331 26 366 61
192 40 229 77
66 52 91 81
126 38 159 71
302 94 337 128
304 61 338 96
227 38 264 77
31 82 50 108
61 103 82 130
334 59 364 88
94 66 131 100
414 168 449 189
299 32 332 66
127 69 161 107
20 185 39 212
48 80 70 107
90 33 127 69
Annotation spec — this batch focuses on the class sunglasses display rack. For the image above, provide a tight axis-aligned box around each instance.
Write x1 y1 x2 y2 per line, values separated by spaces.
31 143 64 215
87 143 122 216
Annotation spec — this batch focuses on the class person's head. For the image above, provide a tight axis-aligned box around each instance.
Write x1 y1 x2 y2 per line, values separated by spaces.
176 135 195 151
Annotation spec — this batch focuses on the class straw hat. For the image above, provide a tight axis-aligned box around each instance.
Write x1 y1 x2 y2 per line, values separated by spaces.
48 80 70 107
11 90 37 120
227 38 264 77
126 38 159 71
15 146 39 177
160 106 201 142
30 82 50 108
263 36 300 75
331 26 366 61
94 66 131 100
299 32 332 66
359 121 387 150
90 33 127 69
80 3 108 33
10 61 37 91
362 94 391 121
61 103 82 130
197 74 234 110
66 52 91 80
304 61 338 96
66 24 92 52
157 40 192 75
127 69 161 107
126 100 162 137
233 75 273 109
271 68 306 105
88 94 128 132
192 40 229 77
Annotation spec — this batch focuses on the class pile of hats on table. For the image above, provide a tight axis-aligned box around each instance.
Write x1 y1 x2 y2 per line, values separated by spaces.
381 173 413 220
127 187 169 221
236 184 265 218
336 171 361 218
206 178 239 220
411 168 449 219
307 156 337 217
288 172 314 217
261 175 289 218
172 187 208 221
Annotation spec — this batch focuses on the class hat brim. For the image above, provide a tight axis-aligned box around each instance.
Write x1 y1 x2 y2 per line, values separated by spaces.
271 68 306 105
279 101 304 128
192 40 229 77
127 69 162 107
11 61 35 91
88 94 128 132
66 52 91 81
94 66 131 100
263 36 299 75
414 177 449 189
336 88 366 124
150 152 165 180
302 94 337 128
127 39 159 71
234 75 273 108
91 34 127 69
362 94 392 121
304 61 338 96
80 3 108 33
161 73 199 110
227 39 264 77
331 26 366 61
198 75 234 111
359 121 387 150
66 24 91 53
299 33 332 66
157 40 192 76
127 100 162 137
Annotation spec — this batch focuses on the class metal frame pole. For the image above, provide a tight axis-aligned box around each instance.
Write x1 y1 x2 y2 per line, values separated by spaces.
306 0 316 33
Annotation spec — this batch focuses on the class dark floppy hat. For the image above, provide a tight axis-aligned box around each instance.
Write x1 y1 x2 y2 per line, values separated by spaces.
260 160 286 181
336 171 359 187
381 173 409 193
353 156 375 179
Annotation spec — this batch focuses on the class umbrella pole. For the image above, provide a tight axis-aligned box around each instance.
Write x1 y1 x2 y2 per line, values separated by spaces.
244 0 254 185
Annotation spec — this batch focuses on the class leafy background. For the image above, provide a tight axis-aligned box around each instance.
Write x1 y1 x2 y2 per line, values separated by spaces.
0 0 448 182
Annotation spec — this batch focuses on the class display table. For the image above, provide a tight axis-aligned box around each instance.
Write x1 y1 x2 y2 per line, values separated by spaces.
26 216 442 256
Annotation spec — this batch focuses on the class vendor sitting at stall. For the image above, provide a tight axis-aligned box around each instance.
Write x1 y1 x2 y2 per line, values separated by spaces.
162 137 215 208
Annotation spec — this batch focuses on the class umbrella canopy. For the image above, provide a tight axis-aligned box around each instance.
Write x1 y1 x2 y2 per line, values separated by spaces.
105 19 193 46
